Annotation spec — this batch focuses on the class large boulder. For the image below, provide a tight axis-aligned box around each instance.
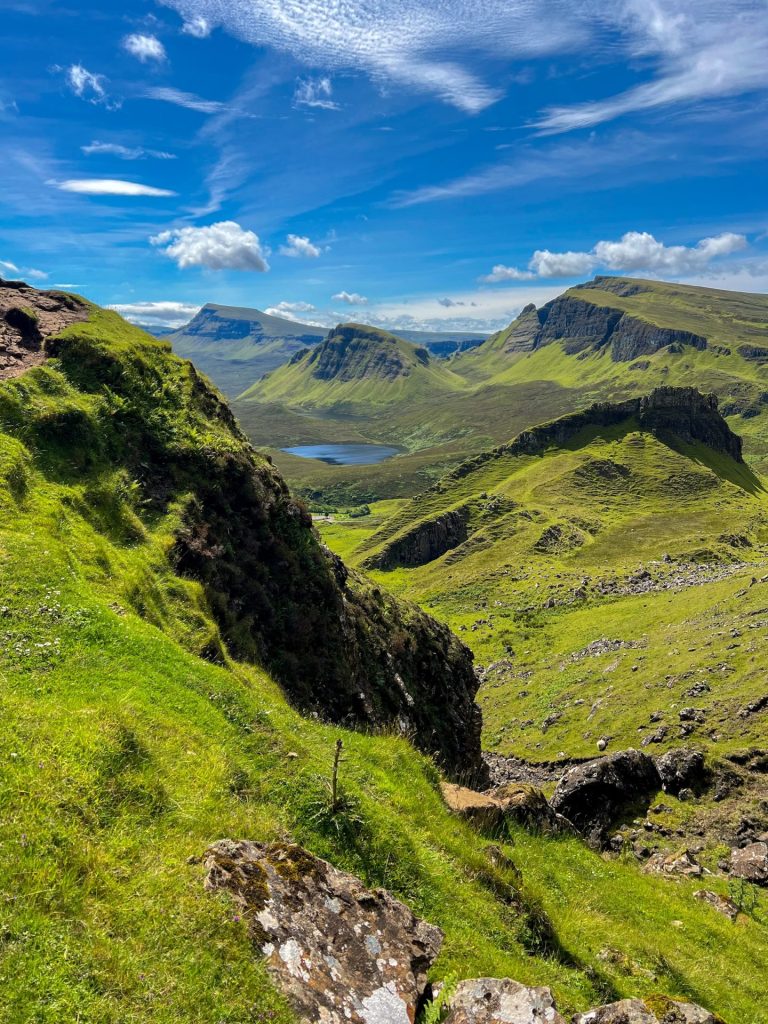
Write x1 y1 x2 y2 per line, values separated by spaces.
550 750 661 847
573 996 724 1023
443 978 566 1023
730 841 768 885
655 749 707 796
441 782 570 835
204 839 443 1024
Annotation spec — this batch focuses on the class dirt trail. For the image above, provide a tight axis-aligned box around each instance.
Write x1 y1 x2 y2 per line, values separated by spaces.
0 279 88 381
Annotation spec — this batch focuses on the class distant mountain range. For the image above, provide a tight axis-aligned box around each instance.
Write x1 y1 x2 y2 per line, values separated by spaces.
232 275 768 503
164 302 487 396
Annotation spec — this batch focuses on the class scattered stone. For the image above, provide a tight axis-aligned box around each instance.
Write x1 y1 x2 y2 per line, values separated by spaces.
441 782 507 831
573 996 723 1023
644 848 703 877
730 841 768 885
443 977 566 1023
550 749 661 848
597 738 608 752
203 839 443 1024
694 890 739 922
739 695 768 719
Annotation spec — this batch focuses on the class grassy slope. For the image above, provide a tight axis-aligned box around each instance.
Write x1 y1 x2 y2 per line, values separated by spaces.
3 309 767 1022
237 278 768 506
321 419 768 758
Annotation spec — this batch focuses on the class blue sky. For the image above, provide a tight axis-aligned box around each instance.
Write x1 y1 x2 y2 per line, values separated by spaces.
1 0 767 333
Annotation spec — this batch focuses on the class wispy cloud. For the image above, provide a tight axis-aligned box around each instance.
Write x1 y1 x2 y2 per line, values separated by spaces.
144 86 223 114
1 258 48 281
483 230 749 282
279 234 322 258
57 63 119 108
150 220 270 271
293 77 339 111
182 15 211 38
82 141 176 160
123 34 167 63
49 178 176 197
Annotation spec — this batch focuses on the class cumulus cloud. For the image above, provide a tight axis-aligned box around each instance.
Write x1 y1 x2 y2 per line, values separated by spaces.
123 34 166 63
264 300 320 321
150 220 270 271
182 15 211 38
293 77 339 110
144 86 223 113
49 178 176 197
332 291 368 305
82 140 175 160
279 234 322 258
483 230 748 282
109 301 200 327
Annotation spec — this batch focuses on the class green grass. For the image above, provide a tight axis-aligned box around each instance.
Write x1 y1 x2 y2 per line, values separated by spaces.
2 300 767 1021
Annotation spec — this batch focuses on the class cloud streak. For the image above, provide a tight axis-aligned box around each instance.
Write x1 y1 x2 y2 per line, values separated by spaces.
144 86 223 114
82 141 176 160
49 178 176 197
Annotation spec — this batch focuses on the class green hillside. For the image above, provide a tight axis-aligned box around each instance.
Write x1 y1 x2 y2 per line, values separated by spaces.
235 277 768 507
3 286 768 1022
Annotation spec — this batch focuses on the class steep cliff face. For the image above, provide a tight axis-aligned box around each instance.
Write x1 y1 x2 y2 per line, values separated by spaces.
305 324 430 382
494 294 708 362
3 283 486 784
365 508 469 569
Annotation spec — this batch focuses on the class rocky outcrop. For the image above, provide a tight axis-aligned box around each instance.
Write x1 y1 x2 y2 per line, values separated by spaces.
443 978 566 1023
0 278 87 380
365 508 469 569
441 781 569 834
655 749 708 796
694 890 739 921
306 323 429 382
573 997 724 1023
498 292 708 363
550 750 661 847
204 840 443 1024
730 841 768 885
440 982 722 1023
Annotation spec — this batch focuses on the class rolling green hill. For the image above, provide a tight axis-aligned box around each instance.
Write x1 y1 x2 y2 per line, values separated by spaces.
4 283 768 1021
234 277 768 507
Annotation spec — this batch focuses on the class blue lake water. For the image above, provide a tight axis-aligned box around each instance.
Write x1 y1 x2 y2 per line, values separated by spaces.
281 444 399 466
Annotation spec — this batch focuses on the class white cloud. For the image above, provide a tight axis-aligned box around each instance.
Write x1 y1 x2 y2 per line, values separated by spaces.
483 230 748 282
150 220 270 271
279 234 322 258
123 34 167 63
49 178 176 197
332 291 368 305
60 64 118 108
293 77 339 111
437 297 478 307
158 0 768 120
109 300 201 327
1 259 47 281
144 86 223 114
182 15 211 38
264 300 320 322
82 141 176 160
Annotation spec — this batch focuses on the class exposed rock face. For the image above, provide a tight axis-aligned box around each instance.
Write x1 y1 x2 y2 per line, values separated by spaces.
366 508 468 569
306 323 429 382
655 749 707 796
443 978 566 1023
730 841 768 885
573 997 723 1023
204 840 443 1024
550 750 661 847
502 388 742 464
500 293 708 363
643 848 703 878
0 279 88 380
694 889 739 921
